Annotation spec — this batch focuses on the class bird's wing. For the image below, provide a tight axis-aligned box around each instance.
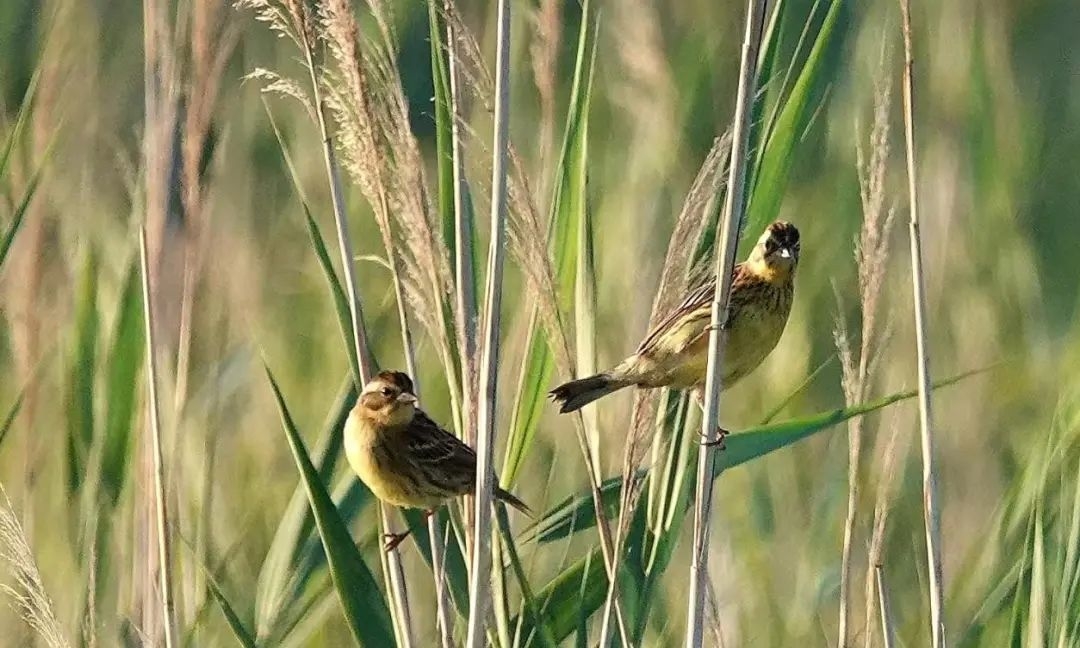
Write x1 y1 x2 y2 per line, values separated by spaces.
635 272 720 356
406 411 477 473
635 263 765 357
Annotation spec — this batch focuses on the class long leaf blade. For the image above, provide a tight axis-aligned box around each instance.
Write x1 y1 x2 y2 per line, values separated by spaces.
264 365 395 648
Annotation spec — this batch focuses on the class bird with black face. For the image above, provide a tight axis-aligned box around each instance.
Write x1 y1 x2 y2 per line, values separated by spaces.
345 370 531 552
550 221 801 444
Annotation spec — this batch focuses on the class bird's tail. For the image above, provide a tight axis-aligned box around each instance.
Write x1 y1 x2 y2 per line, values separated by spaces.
495 486 532 517
549 372 630 413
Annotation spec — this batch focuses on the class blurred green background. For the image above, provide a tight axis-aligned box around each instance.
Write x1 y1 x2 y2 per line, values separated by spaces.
0 0 1078 645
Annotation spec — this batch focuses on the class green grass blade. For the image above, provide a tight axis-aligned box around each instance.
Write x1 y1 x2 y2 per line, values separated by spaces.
0 388 24 453
201 564 259 648
503 0 596 486
65 249 99 495
402 507 470 618
0 66 40 183
0 147 48 272
503 325 555 486
263 365 395 648
100 260 145 505
262 474 373 646
745 0 846 238
428 0 454 250
255 378 357 640
514 549 607 645
303 208 364 386
523 474 626 545
495 504 556 648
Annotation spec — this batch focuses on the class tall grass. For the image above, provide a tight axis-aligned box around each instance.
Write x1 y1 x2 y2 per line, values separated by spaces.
0 0 1075 646
684 0 768 644
898 0 946 644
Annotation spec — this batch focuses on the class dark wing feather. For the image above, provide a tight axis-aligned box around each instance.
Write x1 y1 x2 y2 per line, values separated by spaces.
405 410 476 494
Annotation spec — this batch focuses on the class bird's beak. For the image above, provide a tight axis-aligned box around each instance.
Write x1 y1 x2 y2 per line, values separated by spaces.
778 247 793 259
396 392 417 404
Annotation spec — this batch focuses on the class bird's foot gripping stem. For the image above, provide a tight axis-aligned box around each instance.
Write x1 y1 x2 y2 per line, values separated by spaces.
699 427 730 450
383 530 412 553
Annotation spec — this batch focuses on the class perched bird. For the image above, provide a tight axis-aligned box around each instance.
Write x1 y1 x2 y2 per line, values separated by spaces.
345 370 531 551
550 220 800 439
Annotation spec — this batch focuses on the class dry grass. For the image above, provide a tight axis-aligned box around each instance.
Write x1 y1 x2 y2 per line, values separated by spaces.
0 487 70 648
834 48 899 647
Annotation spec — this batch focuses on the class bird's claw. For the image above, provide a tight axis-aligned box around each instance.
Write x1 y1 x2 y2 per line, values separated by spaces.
699 427 730 450
383 531 410 553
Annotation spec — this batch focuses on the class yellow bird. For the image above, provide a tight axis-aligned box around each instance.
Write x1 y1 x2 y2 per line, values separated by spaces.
345 370 530 551
550 221 800 439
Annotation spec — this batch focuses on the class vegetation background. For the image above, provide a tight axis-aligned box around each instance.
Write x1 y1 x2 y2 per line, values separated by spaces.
0 0 1077 646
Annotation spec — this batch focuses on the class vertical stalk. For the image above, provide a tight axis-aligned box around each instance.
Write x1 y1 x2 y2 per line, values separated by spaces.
299 32 416 648
465 0 511 644
138 226 177 648
875 565 897 648
684 1 767 645
898 2 946 646
441 6 472 644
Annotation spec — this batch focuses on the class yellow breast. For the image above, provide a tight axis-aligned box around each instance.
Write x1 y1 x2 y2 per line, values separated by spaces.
344 411 438 509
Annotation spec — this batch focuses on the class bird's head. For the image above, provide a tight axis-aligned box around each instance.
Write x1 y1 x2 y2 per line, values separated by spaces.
357 370 418 427
746 221 800 281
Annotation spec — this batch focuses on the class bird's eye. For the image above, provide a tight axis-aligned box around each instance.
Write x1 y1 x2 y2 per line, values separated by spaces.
381 387 393 397
765 239 778 254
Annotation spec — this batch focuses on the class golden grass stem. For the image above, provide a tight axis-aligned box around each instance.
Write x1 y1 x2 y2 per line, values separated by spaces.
898 2 946 645
685 0 768 645
138 226 177 648
466 0 511 644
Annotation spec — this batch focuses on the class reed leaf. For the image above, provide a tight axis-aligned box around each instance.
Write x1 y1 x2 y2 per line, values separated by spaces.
529 367 988 544
255 378 357 643
746 0 846 238
101 260 145 506
65 249 99 496
263 365 395 648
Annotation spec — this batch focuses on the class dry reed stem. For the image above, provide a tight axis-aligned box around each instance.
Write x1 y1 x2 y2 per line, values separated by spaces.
0 486 70 648
863 417 904 648
465 0 511 645
875 565 897 648
898 2 947 645
138 226 178 648
686 1 767 644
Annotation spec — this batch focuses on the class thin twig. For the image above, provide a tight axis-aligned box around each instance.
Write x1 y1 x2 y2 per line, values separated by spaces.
465 0 511 644
138 226 177 648
444 0 478 595
875 565 897 648
685 0 768 645
897 2 946 645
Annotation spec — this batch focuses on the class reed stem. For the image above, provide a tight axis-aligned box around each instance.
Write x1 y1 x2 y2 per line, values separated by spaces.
465 0 511 644
138 226 177 648
897 2 946 645
684 0 768 645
